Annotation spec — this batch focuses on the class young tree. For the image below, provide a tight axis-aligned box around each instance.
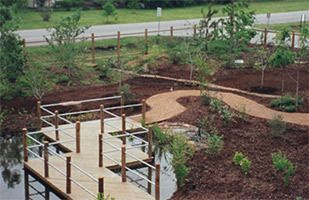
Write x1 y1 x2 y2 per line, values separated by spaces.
102 0 117 23
255 46 270 88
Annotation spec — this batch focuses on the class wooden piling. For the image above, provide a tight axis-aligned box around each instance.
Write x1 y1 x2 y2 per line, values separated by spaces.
144 29 148 55
76 121 80 153
121 145 127 182
100 104 104 134
155 164 160 200
22 128 28 162
147 129 153 158
66 156 71 194
99 133 103 167
54 110 59 140
98 177 104 195
122 114 126 145
117 31 121 62
147 167 152 194
291 31 295 49
142 99 146 124
264 28 268 47
170 26 174 37
44 141 49 178
91 33 96 64
37 101 42 129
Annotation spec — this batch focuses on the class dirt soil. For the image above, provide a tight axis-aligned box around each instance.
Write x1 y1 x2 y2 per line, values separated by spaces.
168 96 309 200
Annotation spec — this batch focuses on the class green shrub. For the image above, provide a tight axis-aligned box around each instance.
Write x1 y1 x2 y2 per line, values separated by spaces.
209 98 223 112
201 92 212 106
233 152 246 166
96 60 114 81
97 193 115 200
205 132 224 154
233 152 251 175
118 84 135 102
167 44 187 64
219 106 234 125
270 95 302 112
268 115 286 137
272 151 295 186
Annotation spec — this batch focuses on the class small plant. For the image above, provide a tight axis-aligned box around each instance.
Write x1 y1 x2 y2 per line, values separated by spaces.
97 193 115 200
233 152 251 175
205 132 224 154
270 95 303 112
219 106 234 125
272 151 295 186
201 92 212 106
268 115 286 137
209 98 223 112
119 84 135 103
102 0 117 23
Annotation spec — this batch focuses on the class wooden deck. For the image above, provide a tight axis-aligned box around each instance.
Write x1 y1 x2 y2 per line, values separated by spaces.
24 117 155 200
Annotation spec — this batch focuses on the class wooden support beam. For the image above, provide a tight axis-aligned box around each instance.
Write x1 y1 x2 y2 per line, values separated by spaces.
54 110 59 140
99 133 103 167
121 145 127 182
291 32 295 50
170 26 174 37
22 128 28 162
147 166 152 194
44 141 49 178
76 121 81 153
37 101 42 129
122 114 126 145
147 129 153 159
144 29 148 55
142 99 146 124
155 164 160 200
91 33 96 64
98 177 104 195
264 28 268 47
24 170 29 200
100 104 104 134
66 156 71 194
120 92 124 115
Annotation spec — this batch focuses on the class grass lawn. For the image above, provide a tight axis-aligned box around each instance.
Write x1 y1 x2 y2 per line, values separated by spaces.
255 22 307 32
17 0 309 30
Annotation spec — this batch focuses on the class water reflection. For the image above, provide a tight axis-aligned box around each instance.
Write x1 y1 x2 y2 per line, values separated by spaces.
0 136 23 188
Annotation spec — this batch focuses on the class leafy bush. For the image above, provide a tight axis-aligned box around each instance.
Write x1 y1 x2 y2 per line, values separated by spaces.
233 152 246 166
268 115 286 137
55 0 84 10
270 95 302 112
209 98 223 112
96 60 114 81
219 106 233 125
205 132 224 154
167 44 187 64
272 151 295 186
233 152 251 175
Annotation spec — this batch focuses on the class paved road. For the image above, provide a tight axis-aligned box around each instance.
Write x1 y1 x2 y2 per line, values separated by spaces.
17 10 309 46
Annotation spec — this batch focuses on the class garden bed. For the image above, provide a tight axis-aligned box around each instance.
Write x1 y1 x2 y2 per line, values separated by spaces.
168 96 309 200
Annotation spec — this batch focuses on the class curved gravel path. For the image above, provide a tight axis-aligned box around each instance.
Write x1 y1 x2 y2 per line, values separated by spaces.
144 90 309 126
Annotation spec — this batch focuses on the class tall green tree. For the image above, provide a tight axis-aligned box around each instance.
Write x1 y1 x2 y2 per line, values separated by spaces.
102 0 117 23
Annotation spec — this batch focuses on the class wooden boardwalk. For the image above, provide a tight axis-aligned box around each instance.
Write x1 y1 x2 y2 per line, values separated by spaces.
24 117 155 200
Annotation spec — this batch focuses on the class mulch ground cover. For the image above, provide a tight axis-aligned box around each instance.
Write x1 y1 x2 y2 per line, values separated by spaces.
168 96 309 200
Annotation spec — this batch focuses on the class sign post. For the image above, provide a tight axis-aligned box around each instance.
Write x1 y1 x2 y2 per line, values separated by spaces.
266 13 271 28
157 7 162 35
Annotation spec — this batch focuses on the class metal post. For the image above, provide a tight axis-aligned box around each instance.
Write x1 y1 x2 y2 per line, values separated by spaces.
22 128 28 162
54 110 59 140
264 28 268 47
148 129 153 158
76 121 80 153
291 31 295 49
142 99 146 124
100 104 104 134
145 28 148 55
155 164 160 200
98 177 104 196
44 141 49 178
170 26 173 37
121 145 126 182
122 114 126 145
37 101 42 129
91 33 96 64
99 133 103 167
66 156 71 194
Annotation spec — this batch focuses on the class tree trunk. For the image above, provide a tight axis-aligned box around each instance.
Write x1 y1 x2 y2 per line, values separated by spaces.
295 69 299 107
261 68 265 88
281 66 285 94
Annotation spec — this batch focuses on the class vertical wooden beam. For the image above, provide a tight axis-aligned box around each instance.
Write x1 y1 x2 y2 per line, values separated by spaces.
147 167 152 194
54 110 59 140
98 177 104 196
22 128 28 162
66 156 71 194
144 28 148 55
44 141 49 178
99 133 103 167
76 121 81 153
121 145 126 182
91 33 96 64
147 129 153 158
193 24 197 36
117 31 121 62
37 101 42 129
170 26 174 37
120 92 124 115
22 39 26 48
24 170 29 200
291 31 295 50
264 28 268 47
142 99 146 124
155 164 160 200
100 104 104 134
122 114 126 145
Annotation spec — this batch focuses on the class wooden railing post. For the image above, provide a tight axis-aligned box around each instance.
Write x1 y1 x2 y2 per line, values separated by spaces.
66 156 71 194
117 31 121 62
22 39 26 48
147 129 153 158
76 121 80 153
120 92 124 115
91 33 96 64
147 167 152 194
122 114 126 145
144 28 148 55
100 104 104 134
170 26 174 37
99 133 103 167
98 177 104 196
142 99 146 124
44 141 49 178
193 24 197 36
22 128 28 162
54 110 59 140
264 28 268 47
121 145 126 182
291 31 295 50
155 164 160 200
37 101 42 129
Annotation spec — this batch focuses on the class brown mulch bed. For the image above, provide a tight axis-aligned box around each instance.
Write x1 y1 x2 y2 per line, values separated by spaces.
168 96 309 200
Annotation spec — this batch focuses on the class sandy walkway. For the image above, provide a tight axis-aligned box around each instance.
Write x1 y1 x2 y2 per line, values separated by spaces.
144 90 309 126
